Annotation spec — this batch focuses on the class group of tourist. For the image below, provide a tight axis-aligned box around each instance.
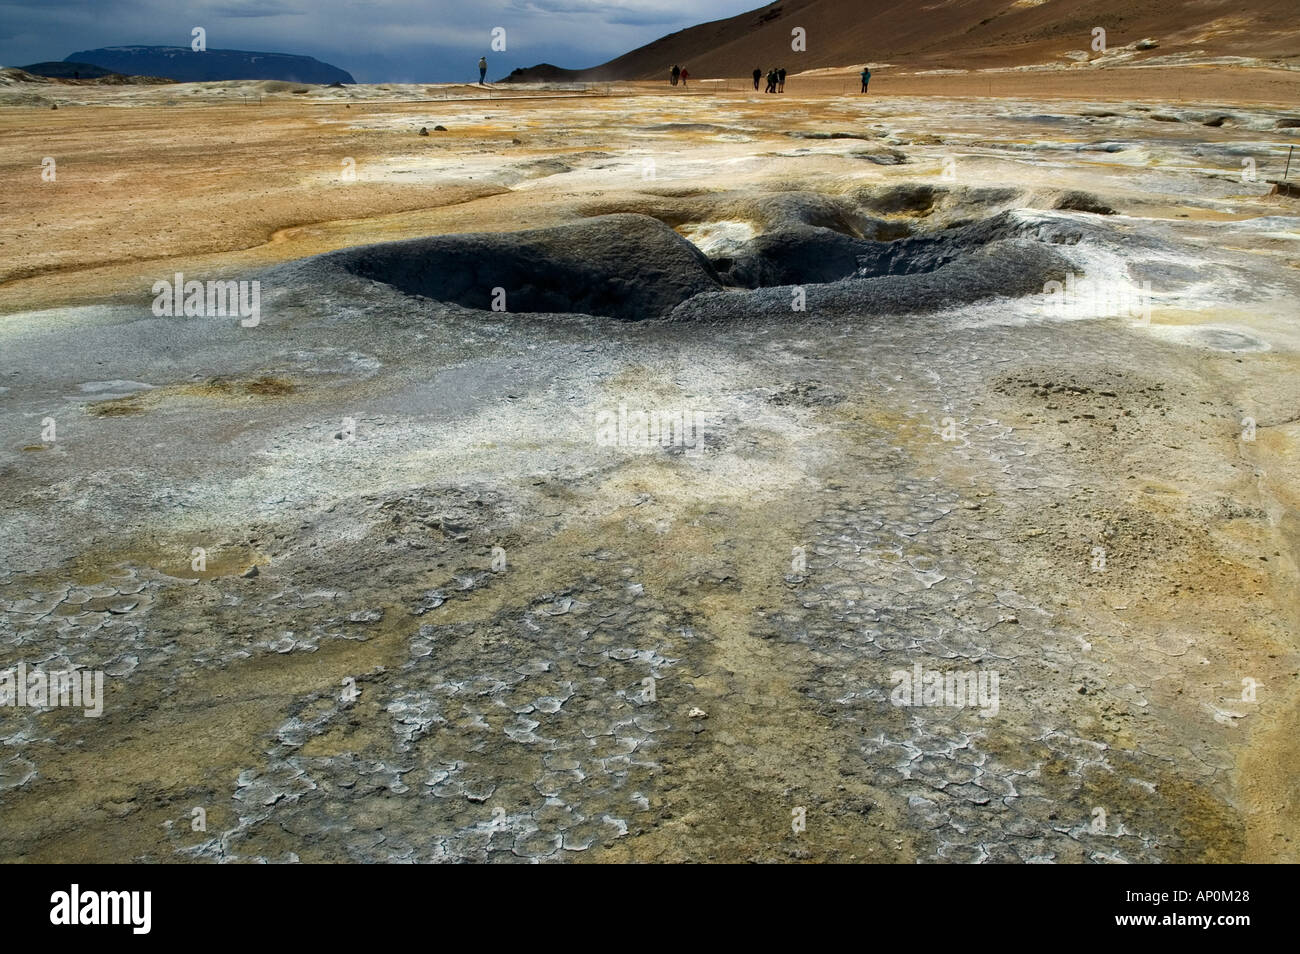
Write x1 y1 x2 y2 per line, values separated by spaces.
663 64 871 94
753 67 787 93
475 56 871 93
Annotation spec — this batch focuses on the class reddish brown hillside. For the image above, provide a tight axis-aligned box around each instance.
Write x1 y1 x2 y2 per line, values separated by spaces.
503 0 1299 81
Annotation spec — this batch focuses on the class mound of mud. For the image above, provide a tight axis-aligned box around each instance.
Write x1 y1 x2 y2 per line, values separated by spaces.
676 242 1072 323
319 213 722 321
717 226 869 287
717 209 1086 289
286 193 1118 324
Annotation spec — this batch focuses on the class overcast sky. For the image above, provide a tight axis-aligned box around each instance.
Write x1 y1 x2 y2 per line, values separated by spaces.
0 0 761 81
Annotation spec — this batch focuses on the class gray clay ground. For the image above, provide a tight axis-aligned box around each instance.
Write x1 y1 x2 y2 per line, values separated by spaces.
2 96 1299 862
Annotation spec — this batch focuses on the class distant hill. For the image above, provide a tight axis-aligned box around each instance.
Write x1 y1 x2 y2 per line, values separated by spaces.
504 0 1300 81
501 64 586 84
64 46 355 84
0 65 173 88
20 61 119 79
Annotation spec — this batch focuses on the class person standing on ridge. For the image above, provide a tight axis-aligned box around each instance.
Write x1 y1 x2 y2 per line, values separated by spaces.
671 64 680 86
777 67 787 92
679 67 690 88
752 67 762 90
765 68 778 94
860 65 871 93
479 57 488 84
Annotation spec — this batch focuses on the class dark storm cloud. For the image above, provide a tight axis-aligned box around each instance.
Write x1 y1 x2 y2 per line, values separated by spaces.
207 2 306 17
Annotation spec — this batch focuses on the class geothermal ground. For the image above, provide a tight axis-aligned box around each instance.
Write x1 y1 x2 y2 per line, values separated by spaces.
1 71 1298 862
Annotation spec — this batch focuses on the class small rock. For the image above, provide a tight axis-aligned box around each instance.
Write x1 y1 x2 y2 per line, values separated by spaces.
688 707 707 719
411 590 445 616
434 125 447 131
418 127 429 136
242 565 259 578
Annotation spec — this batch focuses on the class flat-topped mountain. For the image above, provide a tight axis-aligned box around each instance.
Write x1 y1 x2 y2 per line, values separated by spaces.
64 46 354 84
